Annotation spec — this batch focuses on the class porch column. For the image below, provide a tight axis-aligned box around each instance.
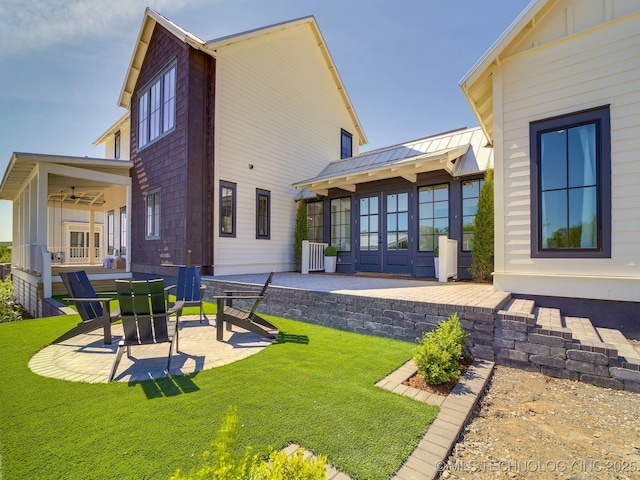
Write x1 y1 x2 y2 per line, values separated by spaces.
89 211 96 264
125 183 131 272
36 166 51 296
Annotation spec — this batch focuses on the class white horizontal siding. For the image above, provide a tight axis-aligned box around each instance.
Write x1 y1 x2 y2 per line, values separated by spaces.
213 23 360 275
496 12 640 297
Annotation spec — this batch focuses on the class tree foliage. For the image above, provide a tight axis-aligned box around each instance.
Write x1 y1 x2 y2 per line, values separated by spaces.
293 201 309 272
469 169 494 281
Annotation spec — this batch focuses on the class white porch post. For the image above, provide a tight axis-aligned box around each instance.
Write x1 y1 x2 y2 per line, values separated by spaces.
125 182 131 272
36 166 51 296
89 211 96 264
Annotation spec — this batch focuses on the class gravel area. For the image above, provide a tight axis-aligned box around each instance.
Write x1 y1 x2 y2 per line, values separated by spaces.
440 364 640 479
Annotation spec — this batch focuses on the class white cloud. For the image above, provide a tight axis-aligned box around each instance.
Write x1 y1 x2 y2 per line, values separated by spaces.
0 0 204 59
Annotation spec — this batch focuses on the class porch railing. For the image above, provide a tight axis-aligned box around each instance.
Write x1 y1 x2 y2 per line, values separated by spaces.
437 235 458 283
301 240 328 274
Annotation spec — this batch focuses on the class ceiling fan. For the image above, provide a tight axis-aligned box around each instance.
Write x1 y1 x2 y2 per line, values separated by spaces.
70 186 77 200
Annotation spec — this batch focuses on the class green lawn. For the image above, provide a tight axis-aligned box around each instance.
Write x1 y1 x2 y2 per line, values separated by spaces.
0 308 438 480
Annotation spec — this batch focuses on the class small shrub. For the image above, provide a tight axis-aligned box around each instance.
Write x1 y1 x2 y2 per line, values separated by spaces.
171 409 326 480
323 245 337 256
0 277 21 323
413 313 466 385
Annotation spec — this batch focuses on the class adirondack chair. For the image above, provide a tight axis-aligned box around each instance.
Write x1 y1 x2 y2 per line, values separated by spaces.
165 266 206 322
108 279 184 382
215 272 277 341
55 271 120 345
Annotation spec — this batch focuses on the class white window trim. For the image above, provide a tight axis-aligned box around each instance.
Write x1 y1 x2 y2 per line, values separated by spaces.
138 61 177 150
145 188 161 240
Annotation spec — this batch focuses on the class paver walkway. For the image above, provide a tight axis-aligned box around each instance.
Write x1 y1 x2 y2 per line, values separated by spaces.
29 315 272 383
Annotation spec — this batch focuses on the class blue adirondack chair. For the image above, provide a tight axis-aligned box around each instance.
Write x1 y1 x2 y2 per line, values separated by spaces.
165 266 206 323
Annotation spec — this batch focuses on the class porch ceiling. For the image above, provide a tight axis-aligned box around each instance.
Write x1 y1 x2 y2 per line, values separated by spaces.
0 152 132 203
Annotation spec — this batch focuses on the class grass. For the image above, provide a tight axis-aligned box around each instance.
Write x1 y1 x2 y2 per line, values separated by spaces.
0 306 439 480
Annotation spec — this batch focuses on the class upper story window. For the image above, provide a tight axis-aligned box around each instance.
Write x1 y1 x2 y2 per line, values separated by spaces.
114 131 121 160
341 129 352 159
145 188 161 240
530 105 611 258
138 63 176 149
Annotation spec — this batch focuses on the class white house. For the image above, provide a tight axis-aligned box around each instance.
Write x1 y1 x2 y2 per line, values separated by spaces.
460 0 640 308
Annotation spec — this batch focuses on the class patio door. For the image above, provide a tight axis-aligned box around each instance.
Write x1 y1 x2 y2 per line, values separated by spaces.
383 191 411 273
357 190 412 274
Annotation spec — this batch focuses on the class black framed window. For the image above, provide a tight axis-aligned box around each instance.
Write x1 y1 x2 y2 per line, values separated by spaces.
106 210 114 254
220 180 236 237
462 179 484 251
138 62 176 149
145 188 161 239
418 184 449 252
256 189 270 239
530 105 611 258
330 197 351 252
307 201 323 243
341 129 352 159
114 130 121 160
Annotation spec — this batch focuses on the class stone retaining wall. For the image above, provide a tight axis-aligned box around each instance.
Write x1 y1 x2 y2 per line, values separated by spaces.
204 279 640 392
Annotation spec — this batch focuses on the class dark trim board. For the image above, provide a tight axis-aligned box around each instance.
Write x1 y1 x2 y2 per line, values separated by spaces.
512 293 640 340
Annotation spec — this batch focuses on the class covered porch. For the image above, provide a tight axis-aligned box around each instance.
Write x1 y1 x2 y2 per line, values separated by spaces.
0 152 133 316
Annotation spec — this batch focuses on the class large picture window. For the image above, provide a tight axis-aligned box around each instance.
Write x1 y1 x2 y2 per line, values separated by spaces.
145 188 161 239
418 184 449 252
330 197 351 252
138 63 176 149
220 181 236 237
530 105 611 258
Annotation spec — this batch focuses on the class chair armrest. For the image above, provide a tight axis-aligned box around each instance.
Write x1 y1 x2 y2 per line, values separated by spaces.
213 295 264 300
164 284 176 293
167 300 185 316
65 297 113 303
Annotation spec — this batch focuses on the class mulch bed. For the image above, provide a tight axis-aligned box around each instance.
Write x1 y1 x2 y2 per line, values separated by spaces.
402 355 474 396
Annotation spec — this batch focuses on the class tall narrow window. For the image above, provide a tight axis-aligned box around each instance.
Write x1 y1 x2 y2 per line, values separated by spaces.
106 210 115 254
462 179 484 251
418 184 449 251
359 196 379 251
145 189 161 239
256 189 270 239
307 201 323 243
114 130 121 160
220 181 236 237
138 92 149 148
137 63 176 149
330 197 351 252
119 206 127 255
530 105 611 257
341 129 352 159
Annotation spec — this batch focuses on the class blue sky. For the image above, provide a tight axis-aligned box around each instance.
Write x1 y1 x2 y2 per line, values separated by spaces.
0 0 531 242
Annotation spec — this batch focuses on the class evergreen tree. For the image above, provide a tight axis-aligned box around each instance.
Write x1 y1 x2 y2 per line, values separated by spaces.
293 200 309 272
469 169 494 281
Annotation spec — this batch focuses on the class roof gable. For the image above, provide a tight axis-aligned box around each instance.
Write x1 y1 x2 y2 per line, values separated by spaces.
459 0 640 142
118 9 366 145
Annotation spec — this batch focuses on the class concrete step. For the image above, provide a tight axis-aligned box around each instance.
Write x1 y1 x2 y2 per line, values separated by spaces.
597 327 640 370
